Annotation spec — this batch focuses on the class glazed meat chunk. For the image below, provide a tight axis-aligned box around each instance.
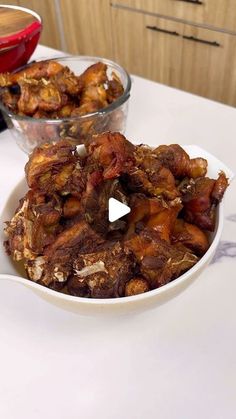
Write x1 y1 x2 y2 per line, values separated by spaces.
180 171 228 231
68 242 135 298
25 140 85 196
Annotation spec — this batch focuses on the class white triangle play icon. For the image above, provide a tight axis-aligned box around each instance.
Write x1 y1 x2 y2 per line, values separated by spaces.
108 198 131 222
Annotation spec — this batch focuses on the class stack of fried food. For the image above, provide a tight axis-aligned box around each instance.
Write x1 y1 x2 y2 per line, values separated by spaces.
0 59 124 118
4 133 228 298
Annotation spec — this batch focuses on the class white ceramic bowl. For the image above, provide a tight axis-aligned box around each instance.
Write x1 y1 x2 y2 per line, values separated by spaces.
0 145 234 315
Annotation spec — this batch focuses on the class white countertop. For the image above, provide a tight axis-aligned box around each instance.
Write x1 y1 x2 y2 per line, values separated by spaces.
0 45 236 419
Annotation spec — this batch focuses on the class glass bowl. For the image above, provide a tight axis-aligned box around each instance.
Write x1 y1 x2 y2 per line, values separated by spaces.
0 56 131 153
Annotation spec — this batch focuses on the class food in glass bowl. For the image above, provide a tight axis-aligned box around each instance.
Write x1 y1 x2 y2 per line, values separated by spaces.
3 132 229 300
0 56 131 153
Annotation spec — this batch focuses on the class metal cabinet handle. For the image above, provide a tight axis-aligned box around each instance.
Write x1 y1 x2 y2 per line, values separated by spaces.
183 35 220 47
174 0 203 4
146 25 180 37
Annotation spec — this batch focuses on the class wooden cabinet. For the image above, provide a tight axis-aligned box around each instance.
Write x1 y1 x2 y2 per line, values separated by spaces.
180 24 236 104
59 0 113 59
112 9 184 88
112 0 236 33
2 0 236 106
111 6 236 105
19 0 62 49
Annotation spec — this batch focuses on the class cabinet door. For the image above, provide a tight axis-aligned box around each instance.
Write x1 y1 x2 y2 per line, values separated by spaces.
112 7 236 105
18 0 62 49
60 0 113 58
111 7 184 88
180 24 236 105
112 0 236 33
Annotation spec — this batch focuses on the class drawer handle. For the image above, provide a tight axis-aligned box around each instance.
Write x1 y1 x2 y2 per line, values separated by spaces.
174 0 203 4
183 35 220 47
146 25 180 37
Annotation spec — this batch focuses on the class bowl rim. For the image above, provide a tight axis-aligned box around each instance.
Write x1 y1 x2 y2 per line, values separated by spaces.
0 55 132 123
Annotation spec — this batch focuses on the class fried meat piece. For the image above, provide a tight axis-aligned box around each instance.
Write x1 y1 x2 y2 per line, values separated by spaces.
25 140 85 196
24 220 105 287
146 206 182 242
106 72 124 104
81 176 128 234
80 62 107 88
4 196 33 261
79 62 108 110
52 66 82 96
18 79 65 115
211 171 229 202
125 228 198 288
0 60 64 87
126 194 165 236
63 196 81 218
180 171 228 231
125 277 150 296
80 85 108 109
69 241 134 298
1 88 20 112
4 190 62 260
87 132 135 179
45 220 104 259
125 145 180 200
171 219 209 256
154 144 207 178
126 193 182 241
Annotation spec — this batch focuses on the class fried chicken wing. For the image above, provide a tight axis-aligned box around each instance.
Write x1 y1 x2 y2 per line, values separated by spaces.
80 62 107 87
154 144 207 178
125 228 198 288
171 219 209 256
25 140 85 196
1 88 20 112
0 60 64 87
126 193 181 241
52 66 82 96
4 190 63 260
80 85 108 108
146 207 181 242
180 172 228 231
127 194 164 232
211 171 229 202
18 80 64 115
23 220 105 287
125 145 180 200
106 72 124 104
87 132 135 179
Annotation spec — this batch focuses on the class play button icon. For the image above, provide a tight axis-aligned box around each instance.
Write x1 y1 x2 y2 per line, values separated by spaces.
108 198 131 222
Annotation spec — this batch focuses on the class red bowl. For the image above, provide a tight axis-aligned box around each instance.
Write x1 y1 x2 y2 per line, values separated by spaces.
0 5 42 73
